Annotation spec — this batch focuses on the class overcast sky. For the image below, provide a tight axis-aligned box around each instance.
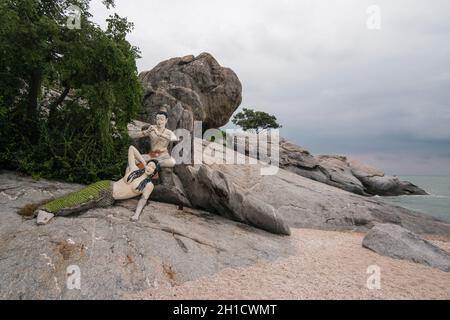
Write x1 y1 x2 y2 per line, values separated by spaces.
91 0 450 175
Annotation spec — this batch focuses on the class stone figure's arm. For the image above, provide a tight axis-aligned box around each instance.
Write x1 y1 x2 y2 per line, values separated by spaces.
130 182 154 221
133 130 146 139
135 125 157 139
127 145 145 172
133 125 152 138
169 131 179 142
133 145 146 166
131 197 147 222
143 126 160 141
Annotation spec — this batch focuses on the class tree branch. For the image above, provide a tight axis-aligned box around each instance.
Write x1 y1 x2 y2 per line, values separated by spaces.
50 86 70 108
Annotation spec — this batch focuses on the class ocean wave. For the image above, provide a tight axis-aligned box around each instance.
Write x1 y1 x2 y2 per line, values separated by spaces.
421 194 450 199
381 194 449 199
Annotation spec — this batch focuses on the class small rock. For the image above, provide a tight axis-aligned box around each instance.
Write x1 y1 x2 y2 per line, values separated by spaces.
36 210 54 225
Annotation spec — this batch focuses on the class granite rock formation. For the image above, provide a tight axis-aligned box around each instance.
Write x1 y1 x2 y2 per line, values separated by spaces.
139 53 242 132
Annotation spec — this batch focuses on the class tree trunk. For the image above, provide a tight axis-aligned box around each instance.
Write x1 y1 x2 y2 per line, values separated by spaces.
26 68 43 138
48 86 70 125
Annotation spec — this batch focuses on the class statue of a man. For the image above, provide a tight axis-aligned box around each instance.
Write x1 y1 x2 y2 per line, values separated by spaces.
134 106 178 168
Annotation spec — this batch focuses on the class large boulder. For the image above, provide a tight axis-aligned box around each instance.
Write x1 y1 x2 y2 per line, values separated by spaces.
316 155 427 196
347 158 427 196
139 53 242 132
174 164 291 235
362 224 450 272
314 155 367 195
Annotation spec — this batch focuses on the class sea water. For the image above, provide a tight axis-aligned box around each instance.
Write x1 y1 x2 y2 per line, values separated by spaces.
380 176 450 222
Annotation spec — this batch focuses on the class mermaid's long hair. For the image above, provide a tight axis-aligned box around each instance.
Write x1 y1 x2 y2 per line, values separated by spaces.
127 160 161 192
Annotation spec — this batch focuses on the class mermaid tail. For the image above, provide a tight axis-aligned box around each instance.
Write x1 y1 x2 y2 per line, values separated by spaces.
39 180 115 216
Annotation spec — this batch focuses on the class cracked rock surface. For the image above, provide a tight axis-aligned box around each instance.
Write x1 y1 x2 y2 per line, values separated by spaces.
0 171 294 299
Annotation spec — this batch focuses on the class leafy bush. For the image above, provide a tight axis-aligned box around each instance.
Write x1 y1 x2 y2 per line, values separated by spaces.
0 0 143 184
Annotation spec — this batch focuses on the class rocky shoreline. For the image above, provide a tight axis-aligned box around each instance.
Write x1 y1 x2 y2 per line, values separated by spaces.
149 138 450 236
1 161 449 299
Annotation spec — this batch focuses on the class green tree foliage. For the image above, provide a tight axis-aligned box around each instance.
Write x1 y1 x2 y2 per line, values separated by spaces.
0 0 143 183
232 108 282 134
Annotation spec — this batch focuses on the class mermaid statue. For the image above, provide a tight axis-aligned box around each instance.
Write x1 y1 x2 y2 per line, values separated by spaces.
34 145 161 225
